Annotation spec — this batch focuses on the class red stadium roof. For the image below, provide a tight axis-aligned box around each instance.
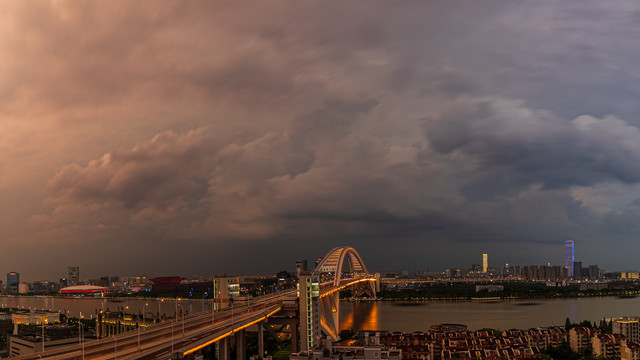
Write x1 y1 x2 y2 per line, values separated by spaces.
59 285 108 294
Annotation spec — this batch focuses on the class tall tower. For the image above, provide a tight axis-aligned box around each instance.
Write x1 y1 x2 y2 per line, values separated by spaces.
68 266 79 286
482 254 488 273
565 240 574 277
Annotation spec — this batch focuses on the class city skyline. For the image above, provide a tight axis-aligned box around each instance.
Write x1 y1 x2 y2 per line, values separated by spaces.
3 2 640 279
4 240 635 283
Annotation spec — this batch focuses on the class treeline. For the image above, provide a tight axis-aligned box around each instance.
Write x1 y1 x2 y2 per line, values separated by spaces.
564 318 612 333
543 319 614 360
378 281 640 300
543 342 605 360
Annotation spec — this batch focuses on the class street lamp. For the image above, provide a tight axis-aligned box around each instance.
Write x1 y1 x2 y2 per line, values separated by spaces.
78 322 85 360
230 298 234 332
211 297 215 325
177 304 185 335
137 316 141 350
138 303 148 349
144 303 148 327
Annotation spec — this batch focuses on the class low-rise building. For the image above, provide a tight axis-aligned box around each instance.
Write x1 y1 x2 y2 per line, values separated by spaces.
291 333 402 360
569 327 600 352
7 325 91 357
11 311 60 325
592 333 625 359
475 285 504 292
621 341 640 360
579 283 608 291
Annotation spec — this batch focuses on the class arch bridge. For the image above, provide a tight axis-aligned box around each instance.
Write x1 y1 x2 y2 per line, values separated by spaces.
311 246 377 341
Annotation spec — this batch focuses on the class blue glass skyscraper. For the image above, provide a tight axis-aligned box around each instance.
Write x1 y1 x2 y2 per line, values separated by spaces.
565 240 574 277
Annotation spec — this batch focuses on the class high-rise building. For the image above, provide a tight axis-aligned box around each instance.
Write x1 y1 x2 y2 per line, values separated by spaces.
526 265 539 280
214 276 240 309
68 266 79 286
565 240 574 277
573 261 583 280
613 316 640 342
298 274 320 352
295 260 308 278
18 283 29 294
589 265 600 279
482 254 488 273
7 272 19 293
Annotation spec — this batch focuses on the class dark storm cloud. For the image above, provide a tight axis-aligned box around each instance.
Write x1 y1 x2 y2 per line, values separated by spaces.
426 98 640 193
6 1 640 278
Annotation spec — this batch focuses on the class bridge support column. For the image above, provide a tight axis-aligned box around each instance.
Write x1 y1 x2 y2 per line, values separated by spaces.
292 320 299 353
235 330 245 360
319 292 340 341
257 322 264 356
219 337 230 360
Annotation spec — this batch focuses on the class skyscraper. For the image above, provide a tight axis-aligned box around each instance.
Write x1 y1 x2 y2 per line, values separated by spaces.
482 254 488 273
7 272 19 293
68 266 79 286
565 240 574 277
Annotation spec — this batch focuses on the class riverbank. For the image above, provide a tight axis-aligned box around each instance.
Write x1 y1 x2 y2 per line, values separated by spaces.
376 280 640 302
374 292 640 302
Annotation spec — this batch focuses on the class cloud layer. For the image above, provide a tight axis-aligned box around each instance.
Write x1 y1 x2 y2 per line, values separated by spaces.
3 1 640 278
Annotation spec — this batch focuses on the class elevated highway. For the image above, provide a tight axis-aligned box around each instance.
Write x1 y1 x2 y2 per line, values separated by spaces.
13 290 296 360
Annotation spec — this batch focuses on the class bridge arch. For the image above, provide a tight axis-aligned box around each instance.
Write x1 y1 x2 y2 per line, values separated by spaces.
313 246 369 286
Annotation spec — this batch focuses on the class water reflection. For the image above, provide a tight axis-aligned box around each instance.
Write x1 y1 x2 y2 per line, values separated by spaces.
340 302 379 332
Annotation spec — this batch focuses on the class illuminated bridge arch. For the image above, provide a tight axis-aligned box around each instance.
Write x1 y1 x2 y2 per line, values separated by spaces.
313 246 370 286
309 246 376 342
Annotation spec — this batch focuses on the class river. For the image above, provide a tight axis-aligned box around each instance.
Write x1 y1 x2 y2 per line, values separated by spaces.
339 297 640 332
1 296 637 332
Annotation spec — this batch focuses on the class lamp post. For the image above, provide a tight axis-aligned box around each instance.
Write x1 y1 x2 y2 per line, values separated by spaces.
144 303 148 327
137 316 140 350
137 303 148 350
211 297 215 325
81 327 85 360
78 322 85 360
177 304 185 336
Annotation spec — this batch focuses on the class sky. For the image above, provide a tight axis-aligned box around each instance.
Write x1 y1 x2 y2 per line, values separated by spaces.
3 1 640 280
